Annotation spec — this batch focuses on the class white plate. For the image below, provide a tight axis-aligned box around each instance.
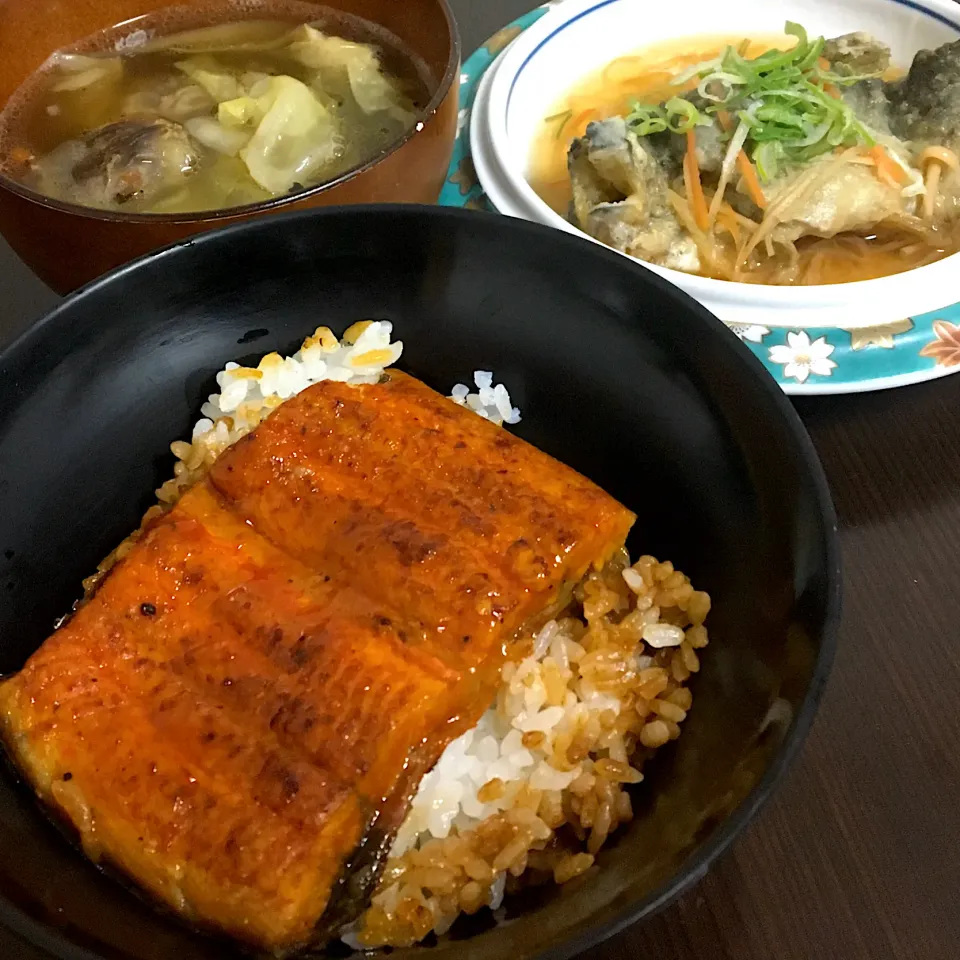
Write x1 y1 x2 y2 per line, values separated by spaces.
438 4 960 395
471 0 960 331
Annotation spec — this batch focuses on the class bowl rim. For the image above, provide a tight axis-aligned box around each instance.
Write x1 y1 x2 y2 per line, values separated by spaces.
0 204 842 960
0 1 461 224
479 0 960 305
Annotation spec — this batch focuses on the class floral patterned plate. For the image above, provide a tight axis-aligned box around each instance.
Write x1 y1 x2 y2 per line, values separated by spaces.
438 3 960 395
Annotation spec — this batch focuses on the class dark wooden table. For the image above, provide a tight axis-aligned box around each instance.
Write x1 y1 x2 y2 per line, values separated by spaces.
1 2 958 958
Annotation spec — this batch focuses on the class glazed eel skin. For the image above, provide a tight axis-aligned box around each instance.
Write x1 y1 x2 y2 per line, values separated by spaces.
0 371 635 952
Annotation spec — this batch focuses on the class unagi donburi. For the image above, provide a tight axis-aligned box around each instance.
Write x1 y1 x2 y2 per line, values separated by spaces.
0 324 712 951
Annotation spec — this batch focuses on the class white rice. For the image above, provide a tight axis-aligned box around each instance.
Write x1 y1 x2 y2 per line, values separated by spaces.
388 618 637 860
450 370 521 425
156 321 520 508
196 325 519 442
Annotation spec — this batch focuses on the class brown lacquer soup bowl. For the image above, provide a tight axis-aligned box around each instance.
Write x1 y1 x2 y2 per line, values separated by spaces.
0 0 459 292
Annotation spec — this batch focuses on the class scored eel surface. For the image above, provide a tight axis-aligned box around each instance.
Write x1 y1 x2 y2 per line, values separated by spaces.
0 370 635 952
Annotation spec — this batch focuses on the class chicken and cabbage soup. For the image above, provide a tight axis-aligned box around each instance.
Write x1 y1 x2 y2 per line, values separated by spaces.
0 1 428 213
529 23 960 285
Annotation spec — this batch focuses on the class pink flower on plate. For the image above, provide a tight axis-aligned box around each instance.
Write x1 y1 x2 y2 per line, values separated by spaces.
767 331 837 383
919 319 960 367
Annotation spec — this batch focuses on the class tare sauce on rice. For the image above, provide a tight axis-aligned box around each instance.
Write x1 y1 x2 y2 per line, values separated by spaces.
87 321 711 950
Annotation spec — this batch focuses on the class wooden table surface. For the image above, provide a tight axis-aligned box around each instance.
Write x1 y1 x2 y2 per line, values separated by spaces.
1 2 958 958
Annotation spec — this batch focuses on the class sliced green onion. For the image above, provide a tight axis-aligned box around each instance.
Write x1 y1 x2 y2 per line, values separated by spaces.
795 35 825 72
793 118 833 147
753 140 785 181
625 102 668 135
626 97 708 136
622 21 880 174
671 56 722 87
664 96 702 132
546 109 573 140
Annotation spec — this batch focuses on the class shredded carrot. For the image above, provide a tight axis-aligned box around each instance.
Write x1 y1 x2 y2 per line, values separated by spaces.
713 109 766 209
868 146 908 186
708 109 765 213
684 129 710 230
736 151 767 209
819 57 840 97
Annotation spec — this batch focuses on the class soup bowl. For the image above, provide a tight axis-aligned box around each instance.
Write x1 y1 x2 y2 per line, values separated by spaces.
0 205 839 960
471 0 960 331
0 0 460 293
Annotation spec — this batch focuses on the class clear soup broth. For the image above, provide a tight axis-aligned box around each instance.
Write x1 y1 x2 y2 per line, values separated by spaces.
0 0 431 214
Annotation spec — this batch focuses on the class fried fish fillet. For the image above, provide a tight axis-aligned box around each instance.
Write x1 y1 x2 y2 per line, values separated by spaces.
0 371 634 952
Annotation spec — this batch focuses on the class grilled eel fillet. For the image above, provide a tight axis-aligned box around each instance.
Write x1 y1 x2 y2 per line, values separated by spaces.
0 370 635 952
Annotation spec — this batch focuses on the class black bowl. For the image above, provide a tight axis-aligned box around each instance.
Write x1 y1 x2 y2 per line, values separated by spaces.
0 206 840 960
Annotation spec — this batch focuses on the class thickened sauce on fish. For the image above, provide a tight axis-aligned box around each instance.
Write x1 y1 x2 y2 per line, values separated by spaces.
530 31 960 285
